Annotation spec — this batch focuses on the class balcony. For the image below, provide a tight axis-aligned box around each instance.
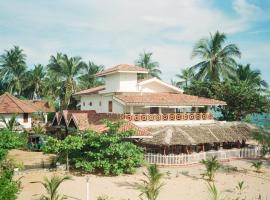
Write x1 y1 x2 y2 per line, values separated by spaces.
120 112 213 122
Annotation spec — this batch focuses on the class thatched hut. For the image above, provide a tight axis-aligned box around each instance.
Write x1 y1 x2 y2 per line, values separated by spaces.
139 122 256 154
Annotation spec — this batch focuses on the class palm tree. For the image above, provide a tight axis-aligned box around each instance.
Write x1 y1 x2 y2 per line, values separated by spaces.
201 156 221 181
78 61 104 89
191 31 241 82
0 46 27 95
137 164 164 200
176 67 194 88
39 175 72 200
236 64 268 89
0 114 20 131
25 64 46 99
135 52 161 79
47 53 86 110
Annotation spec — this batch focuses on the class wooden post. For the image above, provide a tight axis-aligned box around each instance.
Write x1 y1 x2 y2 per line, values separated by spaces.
202 144 205 152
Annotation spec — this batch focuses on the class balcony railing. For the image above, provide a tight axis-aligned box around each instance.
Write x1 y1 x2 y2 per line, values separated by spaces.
120 112 213 122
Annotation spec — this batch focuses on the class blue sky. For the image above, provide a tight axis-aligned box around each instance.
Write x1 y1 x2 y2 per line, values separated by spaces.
1 0 270 83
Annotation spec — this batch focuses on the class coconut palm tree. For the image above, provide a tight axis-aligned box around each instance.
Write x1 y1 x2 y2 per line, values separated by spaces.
39 175 72 200
0 46 27 95
78 61 104 89
47 53 86 110
0 114 20 131
191 31 241 82
135 52 161 79
137 164 164 200
25 64 46 99
176 67 195 88
236 64 268 89
201 156 221 181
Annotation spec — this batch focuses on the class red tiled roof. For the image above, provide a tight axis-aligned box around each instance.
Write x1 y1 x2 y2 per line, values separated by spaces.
114 92 226 106
0 93 37 114
96 64 148 77
74 85 105 96
53 110 150 136
23 100 55 112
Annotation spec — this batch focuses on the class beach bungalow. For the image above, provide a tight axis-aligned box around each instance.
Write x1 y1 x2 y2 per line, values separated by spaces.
51 64 257 164
0 93 55 130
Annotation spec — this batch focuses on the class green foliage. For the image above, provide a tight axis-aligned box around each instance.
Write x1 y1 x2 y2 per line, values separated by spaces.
43 135 84 171
207 182 220 200
175 67 195 88
253 128 270 155
0 129 27 152
135 51 161 79
32 123 45 135
251 161 263 173
191 31 241 82
137 164 164 200
0 114 20 131
0 169 20 200
97 195 113 200
74 130 144 175
201 156 221 181
39 175 72 200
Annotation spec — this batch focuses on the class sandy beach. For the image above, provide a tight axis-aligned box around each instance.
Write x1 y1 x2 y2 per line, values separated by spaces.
15 159 270 200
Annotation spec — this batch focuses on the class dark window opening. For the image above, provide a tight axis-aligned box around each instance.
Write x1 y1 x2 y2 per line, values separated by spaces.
108 101 113 112
23 113 28 123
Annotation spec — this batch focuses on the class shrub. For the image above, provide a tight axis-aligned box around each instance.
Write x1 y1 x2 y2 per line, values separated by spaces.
0 130 27 151
251 161 263 173
0 169 20 200
74 130 144 175
201 156 221 181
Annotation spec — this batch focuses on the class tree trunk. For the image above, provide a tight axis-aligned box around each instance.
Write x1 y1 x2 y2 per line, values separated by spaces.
66 151 69 171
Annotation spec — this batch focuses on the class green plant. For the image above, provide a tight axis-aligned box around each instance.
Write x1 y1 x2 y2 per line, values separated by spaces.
0 129 27 151
97 195 113 200
137 164 164 200
235 181 247 199
251 161 263 173
201 156 221 181
0 114 20 131
207 182 220 200
32 123 45 135
37 175 72 200
0 169 21 200
42 135 83 171
74 121 144 175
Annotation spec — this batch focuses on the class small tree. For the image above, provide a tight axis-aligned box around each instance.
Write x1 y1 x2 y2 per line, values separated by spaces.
201 156 221 181
137 164 164 200
251 161 263 173
43 135 83 171
38 175 72 200
0 114 20 131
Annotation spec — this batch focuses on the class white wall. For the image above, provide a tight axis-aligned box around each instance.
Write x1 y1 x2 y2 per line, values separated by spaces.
80 94 124 113
140 81 178 93
104 72 138 93
0 113 32 129
119 73 138 92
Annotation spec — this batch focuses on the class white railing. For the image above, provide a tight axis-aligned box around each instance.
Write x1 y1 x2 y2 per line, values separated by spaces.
144 147 262 166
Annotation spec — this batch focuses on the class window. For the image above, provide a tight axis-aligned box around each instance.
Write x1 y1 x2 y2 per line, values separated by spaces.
89 102 92 106
108 101 113 112
82 102 85 106
99 101 102 106
23 113 28 123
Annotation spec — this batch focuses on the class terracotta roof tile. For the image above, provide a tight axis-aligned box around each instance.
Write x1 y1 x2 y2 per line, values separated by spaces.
0 93 37 113
74 85 105 96
23 100 55 112
53 110 150 136
114 92 226 106
96 64 148 77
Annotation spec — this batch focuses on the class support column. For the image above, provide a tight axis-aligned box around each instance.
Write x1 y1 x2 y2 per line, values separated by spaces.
195 107 199 112
44 113 48 124
158 107 162 114
130 106 134 114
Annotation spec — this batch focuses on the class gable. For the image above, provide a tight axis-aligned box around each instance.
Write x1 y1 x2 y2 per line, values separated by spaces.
139 78 183 93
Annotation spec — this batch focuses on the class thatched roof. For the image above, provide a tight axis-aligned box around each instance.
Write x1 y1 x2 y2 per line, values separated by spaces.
142 122 255 146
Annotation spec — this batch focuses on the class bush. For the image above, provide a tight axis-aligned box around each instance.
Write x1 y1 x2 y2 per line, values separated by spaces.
74 130 144 175
0 130 27 151
0 169 20 200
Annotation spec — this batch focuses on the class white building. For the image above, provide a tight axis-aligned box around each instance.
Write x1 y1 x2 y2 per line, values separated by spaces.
73 64 226 127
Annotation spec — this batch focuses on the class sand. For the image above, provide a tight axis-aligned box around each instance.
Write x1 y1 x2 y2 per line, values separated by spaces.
15 160 270 200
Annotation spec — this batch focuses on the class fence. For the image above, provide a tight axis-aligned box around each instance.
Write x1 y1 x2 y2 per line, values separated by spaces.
144 147 262 166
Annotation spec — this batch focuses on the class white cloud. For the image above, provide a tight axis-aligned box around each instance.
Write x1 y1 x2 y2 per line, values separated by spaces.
0 0 269 83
